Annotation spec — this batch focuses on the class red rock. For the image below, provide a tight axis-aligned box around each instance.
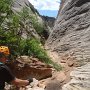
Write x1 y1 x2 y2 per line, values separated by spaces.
6 56 52 80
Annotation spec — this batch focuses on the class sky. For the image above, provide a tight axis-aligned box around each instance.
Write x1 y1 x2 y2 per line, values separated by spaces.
28 0 60 17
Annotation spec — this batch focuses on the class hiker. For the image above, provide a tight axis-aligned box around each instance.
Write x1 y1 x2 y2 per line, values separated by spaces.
0 46 33 89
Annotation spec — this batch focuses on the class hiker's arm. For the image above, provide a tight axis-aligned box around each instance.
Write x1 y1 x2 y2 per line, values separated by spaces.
11 78 29 87
11 77 33 87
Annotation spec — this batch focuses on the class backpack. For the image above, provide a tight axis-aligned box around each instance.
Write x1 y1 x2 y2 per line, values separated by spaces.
0 62 3 69
0 62 3 64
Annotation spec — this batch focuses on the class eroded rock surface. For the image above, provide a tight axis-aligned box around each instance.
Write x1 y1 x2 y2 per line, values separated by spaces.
62 63 90 90
45 0 90 90
45 0 90 66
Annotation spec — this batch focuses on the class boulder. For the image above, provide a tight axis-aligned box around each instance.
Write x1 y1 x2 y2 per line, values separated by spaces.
6 56 52 80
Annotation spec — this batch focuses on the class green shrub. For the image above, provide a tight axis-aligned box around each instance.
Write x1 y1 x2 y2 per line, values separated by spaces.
0 0 12 25
23 38 61 71
0 0 61 70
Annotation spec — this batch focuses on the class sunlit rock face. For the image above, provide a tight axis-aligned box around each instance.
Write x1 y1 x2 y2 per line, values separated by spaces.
12 0 41 40
46 0 90 65
62 63 90 90
12 0 55 40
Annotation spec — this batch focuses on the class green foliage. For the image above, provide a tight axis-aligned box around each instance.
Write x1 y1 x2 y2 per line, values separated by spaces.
30 15 44 35
0 0 12 12
0 0 61 70
22 38 61 71
0 1 22 57
0 0 12 25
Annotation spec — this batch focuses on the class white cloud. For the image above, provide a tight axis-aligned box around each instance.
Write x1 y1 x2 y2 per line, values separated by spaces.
28 0 60 10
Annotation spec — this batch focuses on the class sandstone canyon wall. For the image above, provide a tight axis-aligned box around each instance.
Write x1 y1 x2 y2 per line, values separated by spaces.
45 0 90 90
46 0 90 66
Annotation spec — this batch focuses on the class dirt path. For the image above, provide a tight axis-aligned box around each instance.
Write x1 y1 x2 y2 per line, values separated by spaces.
37 51 75 90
